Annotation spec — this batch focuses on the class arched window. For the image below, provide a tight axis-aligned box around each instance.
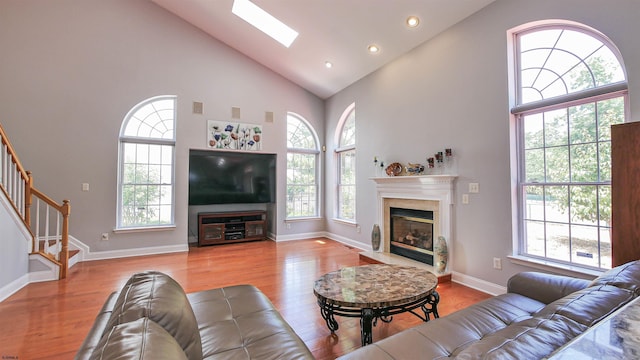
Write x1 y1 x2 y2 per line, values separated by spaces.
117 95 176 229
335 104 356 222
286 113 320 218
510 22 627 270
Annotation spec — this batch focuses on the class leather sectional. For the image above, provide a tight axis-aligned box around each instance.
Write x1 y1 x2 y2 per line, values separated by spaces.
338 260 640 359
74 270 313 359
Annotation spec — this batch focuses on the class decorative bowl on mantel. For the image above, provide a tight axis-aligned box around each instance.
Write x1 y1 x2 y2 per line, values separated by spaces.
385 162 403 176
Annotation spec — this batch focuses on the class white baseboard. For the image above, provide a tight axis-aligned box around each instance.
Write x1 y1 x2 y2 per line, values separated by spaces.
80 244 189 261
274 231 328 242
0 274 29 302
322 232 369 251
452 271 507 296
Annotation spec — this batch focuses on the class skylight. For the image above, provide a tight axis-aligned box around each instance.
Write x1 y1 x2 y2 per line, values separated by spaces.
232 0 299 48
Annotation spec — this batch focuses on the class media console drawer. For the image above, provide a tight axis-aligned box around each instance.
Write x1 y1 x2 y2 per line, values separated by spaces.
198 211 266 246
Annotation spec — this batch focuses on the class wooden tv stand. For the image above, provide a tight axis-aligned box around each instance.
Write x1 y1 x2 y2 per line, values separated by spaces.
198 210 267 246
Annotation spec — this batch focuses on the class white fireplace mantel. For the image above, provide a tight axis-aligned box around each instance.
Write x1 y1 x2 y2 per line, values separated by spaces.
366 174 457 276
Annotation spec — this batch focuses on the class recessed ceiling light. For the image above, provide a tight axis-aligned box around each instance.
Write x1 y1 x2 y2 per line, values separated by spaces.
368 44 380 54
325 61 333 69
232 0 299 48
406 16 420 28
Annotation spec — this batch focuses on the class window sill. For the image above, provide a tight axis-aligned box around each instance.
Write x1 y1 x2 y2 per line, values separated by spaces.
285 217 323 222
114 225 176 234
332 218 357 226
508 255 603 279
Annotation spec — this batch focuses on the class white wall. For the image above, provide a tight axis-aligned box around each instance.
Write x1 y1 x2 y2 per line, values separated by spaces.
325 0 640 286
0 0 325 254
0 192 30 292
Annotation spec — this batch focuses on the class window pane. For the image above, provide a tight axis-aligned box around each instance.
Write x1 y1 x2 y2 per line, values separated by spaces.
600 228 612 269
598 98 625 141
546 222 570 262
570 186 597 225
545 146 569 182
545 186 569 224
340 150 356 184
544 109 568 147
523 113 544 149
524 148 544 182
569 103 596 144
571 225 599 267
339 109 356 147
598 186 611 226
524 186 543 221
518 28 625 105
571 143 598 182
524 220 545 257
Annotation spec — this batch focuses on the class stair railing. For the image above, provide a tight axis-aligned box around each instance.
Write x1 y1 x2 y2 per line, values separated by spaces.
0 123 71 279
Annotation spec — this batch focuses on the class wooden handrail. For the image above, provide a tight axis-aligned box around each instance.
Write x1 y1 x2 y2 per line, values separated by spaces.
0 123 30 181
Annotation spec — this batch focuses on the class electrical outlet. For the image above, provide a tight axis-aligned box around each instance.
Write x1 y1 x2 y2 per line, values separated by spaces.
493 257 502 270
101 232 109 241
356 225 361 233
469 183 479 193
286 223 291 229
82 183 90 192
462 194 469 204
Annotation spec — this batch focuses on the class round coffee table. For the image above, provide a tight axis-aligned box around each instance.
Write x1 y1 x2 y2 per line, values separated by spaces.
313 263 439 346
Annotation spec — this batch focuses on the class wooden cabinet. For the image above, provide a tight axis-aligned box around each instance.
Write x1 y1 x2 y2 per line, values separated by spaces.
611 122 640 266
198 211 266 246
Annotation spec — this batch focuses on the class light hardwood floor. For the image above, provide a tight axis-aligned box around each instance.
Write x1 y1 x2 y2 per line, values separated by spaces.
0 238 491 359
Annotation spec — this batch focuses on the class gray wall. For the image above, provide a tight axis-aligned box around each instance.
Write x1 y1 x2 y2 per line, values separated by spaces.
0 0 325 254
325 0 640 286
2 0 639 289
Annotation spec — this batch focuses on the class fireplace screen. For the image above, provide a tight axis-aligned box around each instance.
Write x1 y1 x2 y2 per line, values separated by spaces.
390 208 434 265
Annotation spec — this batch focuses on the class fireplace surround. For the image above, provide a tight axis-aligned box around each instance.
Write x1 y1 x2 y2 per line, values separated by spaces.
364 175 456 276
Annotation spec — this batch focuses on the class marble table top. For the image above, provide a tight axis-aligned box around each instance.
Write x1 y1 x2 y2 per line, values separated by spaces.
313 264 437 308
547 296 640 359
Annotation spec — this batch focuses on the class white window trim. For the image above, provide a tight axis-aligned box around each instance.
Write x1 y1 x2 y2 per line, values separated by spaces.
286 112 321 220
334 103 356 222
508 21 628 273
116 95 177 231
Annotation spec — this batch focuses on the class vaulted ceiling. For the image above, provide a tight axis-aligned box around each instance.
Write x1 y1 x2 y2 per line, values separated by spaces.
151 0 496 99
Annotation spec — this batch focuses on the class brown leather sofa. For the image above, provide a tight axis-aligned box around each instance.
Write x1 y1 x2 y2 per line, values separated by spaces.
75 271 313 360
337 260 640 359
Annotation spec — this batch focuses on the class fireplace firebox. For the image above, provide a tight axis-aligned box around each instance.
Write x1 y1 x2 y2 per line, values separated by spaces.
389 207 434 265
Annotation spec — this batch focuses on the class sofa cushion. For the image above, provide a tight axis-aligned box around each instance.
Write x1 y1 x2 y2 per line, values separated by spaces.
89 317 188 360
535 284 635 326
589 260 640 293
507 271 591 304
105 271 202 359
454 314 587 360
188 284 313 359
336 293 545 360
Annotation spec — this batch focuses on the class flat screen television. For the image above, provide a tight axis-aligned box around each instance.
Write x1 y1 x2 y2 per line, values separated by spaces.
188 150 276 205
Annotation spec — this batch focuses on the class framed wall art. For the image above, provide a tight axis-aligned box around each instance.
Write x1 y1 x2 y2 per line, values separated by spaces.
207 120 263 151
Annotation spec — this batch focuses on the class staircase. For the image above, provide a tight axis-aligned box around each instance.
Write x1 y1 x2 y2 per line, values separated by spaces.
0 122 75 280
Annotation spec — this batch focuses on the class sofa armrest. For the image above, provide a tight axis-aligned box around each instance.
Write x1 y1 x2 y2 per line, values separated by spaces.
74 291 119 360
507 272 591 305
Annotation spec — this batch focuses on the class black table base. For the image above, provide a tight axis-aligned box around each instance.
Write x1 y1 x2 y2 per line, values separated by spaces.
317 291 440 346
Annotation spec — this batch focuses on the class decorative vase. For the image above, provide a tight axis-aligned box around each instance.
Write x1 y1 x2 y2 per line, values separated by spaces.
434 236 449 274
371 224 381 251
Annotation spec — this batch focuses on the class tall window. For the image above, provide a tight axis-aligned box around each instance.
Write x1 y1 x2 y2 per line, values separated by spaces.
286 113 320 218
336 104 356 222
511 23 627 270
117 96 176 229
